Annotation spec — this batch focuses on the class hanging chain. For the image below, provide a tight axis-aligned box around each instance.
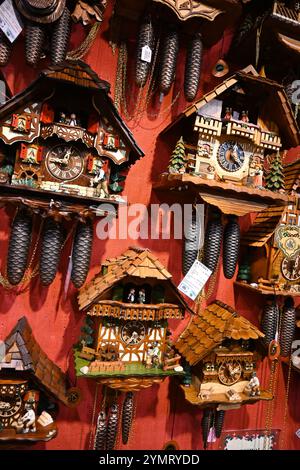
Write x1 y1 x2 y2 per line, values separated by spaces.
88 382 100 450
67 23 100 60
279 352 293 449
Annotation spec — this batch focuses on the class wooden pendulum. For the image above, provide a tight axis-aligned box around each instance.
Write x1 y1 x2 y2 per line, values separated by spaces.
25 21 46 66
94 410 107 450
158 27 179 99
135 13 154 88
279 297 296 357
0 31 12 66
51 7 72 65
183 210 199 275
184 33 203 102
201 408 214 450
40 218 64 286
106 402 119 450
261 299 279 348
214 410 225 438
71 220 93 288
223 216 240 279
7 210 32 285
122 392 135 445
203 212 223 273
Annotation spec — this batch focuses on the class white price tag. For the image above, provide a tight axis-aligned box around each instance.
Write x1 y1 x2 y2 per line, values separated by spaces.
178 260 212 301
0 0 23 43
141 45 152 63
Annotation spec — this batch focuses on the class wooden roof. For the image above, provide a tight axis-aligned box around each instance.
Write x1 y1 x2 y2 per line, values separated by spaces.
161 66 300 148
176 301 264 366
284 159 300 193
0 61 144 164
78 246 191 313
1 317 69 406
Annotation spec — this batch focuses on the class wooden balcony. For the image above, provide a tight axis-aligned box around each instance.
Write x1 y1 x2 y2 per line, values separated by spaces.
88 300 184 321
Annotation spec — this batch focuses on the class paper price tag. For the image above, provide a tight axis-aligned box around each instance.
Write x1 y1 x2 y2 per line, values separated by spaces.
178 260 212 301
141 45 152 63
0 0 23 43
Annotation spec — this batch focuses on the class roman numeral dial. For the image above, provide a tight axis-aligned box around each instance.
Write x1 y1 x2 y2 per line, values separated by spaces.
45 145 84 181
218 141 245 172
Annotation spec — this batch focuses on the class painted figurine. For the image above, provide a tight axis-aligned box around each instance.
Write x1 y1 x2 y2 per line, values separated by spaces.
90 160 109 198
19 398 36 433
224 107 232 121
127 288 136 303
138 288 146 304
58 111 67 124
246 372 260 397
240 110 249 123
68 113 78 127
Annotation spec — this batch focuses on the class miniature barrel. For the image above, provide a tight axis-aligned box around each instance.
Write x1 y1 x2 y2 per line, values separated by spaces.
40 218 64 286
223 216 240 279
7 210 33 285
71 220 93 288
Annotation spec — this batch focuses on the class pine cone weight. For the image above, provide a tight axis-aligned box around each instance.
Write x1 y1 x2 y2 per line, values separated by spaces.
223 216 240 279
122 392 134 445
215 410 225 438
7 211 32 285
0 31 12 66
261 301 279 347
94 410 107 450
40 218 64 286
280 299 295 357
135 14 154 88
25 21 46 66
183 211 200 275
184 33 203 102
71 220 93 288
159 28 179 96
203 214 223 273
106 403 119 450
51 7 72 65
201 409 214 450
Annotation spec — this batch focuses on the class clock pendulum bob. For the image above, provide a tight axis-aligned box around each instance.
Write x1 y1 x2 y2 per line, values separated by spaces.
182 210 200 275
158 27 179 98
215 410 225 439
203 212 223 274
0 30 12 66
25 21 46 66
94 410 107 450
121 392 135 445
71 220 93 288
106 402 119 451
40 218 64 286
223 216 240 279
201 408 214 450
279 297 296 357
261 300 279 348
51 6 72 66
7 210 33 285
135 13 154 88
184 33 203 102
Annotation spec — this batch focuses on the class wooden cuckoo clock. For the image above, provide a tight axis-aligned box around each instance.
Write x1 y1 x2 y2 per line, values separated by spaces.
237 159 300 296
0 317 79 443
156 66 299 217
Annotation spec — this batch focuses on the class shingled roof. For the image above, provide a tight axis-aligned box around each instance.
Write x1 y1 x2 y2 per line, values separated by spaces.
0 317 69 406
78 246 190 313
284 159 300 193
161 65 299 149
176 301 264 366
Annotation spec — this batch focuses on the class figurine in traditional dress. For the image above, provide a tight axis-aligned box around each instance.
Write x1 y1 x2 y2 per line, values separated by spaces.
246 372 260 397
90 160 109 198
68 113 78 127
127 288 136 303
224 107 232 121
19 398 36 433
138 288 146 304
240 110 249 123
151 341 160 367
58 112 67 124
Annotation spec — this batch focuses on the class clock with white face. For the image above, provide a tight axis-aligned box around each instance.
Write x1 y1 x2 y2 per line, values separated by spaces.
45 145 84 181
281 255 300 281
218 141 245 172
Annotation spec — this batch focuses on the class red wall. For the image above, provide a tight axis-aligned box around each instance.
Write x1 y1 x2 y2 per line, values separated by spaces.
0 2 299 450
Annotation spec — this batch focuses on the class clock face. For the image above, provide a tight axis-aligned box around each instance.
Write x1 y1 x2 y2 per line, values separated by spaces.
281 256 300 281
218 141 245 172
218 361 242 385
45 145 84 181
0 395 22 418
121 321 146 346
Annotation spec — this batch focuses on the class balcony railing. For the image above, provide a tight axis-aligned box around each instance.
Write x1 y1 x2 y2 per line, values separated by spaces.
88 300 184 320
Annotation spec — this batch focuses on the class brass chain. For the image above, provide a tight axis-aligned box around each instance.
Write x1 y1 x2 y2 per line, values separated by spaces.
67 23 101 60
88 382 100 450
279 352 293 449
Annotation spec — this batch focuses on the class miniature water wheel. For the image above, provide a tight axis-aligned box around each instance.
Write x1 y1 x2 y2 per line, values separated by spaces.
99 343 119 362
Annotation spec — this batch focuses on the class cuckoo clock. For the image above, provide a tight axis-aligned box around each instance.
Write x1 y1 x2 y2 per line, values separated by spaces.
0 61 144 288
175 301 272 447
237 159 300 296
156 66 299 217
75 247 188 449
0 317 79 443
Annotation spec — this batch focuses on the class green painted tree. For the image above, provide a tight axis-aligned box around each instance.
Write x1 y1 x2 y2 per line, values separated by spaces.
168 136 186 173
265 152 285 191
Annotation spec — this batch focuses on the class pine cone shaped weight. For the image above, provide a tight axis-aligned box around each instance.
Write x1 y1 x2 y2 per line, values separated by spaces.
0 31 12 66
261 301 279 347
184 33 203 102
7 211 32 285
135 14 154 88
25 21 46 66
159 28 179 96
203 214 223 273
215 410 225 438
201 409 214 450
71 220 93 288
183 211 200 275
106 403 119 450
122 392 134 445
51 7 72 65
280 299 295 357
94 410 107 450
223 216 240 279
40 218 64 286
